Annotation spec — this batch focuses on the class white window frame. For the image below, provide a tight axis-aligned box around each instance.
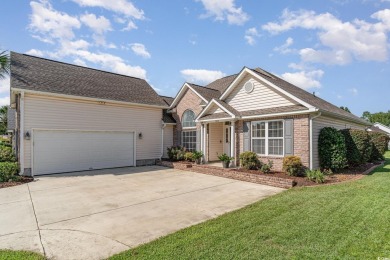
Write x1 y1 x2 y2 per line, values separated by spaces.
251 120 284 157
181 130 197 151
182 110 196 129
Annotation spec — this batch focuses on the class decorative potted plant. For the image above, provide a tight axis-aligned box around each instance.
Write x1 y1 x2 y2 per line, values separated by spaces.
192 151 203 164
218 153 234 168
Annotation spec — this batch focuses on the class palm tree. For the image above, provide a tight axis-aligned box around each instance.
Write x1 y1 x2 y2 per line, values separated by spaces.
0 50 10 79
0 105 7 135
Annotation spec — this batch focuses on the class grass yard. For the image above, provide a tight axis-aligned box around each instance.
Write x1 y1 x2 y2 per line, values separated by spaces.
111 152 390 259
0 250 45 260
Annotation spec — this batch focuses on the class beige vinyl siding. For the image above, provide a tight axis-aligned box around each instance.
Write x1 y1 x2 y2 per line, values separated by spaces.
23 94 162 169
225 74 297 112
312 115 366 169
163 125 173 158
208 123 223 161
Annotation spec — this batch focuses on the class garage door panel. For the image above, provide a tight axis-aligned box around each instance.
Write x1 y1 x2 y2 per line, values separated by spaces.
33 130 134 175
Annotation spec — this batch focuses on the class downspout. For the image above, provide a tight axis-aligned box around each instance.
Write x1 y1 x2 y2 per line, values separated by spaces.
309 111 321 170
160 121 166 160
19 92 25 176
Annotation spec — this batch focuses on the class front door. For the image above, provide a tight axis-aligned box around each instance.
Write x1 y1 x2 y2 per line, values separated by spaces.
224 124 231 157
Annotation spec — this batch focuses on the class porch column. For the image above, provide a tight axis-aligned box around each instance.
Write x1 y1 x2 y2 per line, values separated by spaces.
203 123 208 163
230 121 235 167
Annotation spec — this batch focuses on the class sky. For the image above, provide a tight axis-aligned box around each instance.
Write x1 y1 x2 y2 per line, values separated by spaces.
0 0 389 116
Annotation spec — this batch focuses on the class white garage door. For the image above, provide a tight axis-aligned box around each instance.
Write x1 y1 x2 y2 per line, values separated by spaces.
33 130 135 175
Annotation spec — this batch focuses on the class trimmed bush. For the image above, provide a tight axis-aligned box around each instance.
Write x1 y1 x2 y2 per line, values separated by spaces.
0 146 16 162
305 169 325 183
239 151 260 170
340 129 372 166
0 162 19 182
283 156 303 176
260 160 273 174
167 146 186 161
369 132 390 161
319 127 347 171
184 152 194 162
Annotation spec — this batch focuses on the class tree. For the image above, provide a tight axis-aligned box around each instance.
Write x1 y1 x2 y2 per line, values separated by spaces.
0 106 7 135
0 50 10 79
362 111 390 127
340 106 351 113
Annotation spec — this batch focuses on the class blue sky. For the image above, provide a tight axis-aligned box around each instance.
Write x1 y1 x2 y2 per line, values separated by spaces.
1 0 389 116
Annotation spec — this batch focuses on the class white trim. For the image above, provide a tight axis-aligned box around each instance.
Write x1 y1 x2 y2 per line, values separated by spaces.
251 119 284 157
169 83 208 109
195 99 236 121
219 67 314 109
11 88 169 109
240 109 315 120
230 122 235 166
164 123 176 125
309 112 322 170
161 122 166 160
19 92 24 175
197 117 236 123
31 129 138 176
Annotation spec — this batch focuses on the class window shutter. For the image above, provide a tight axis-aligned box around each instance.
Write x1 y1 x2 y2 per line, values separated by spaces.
177 130 181 146
284 119 294 155
196 129 201 151
243 121 251 152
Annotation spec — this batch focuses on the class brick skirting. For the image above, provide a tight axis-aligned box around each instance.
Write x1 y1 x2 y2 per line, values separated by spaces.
157 160 295 189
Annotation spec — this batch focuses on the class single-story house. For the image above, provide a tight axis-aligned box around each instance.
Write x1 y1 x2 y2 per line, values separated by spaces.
9 52 175 175
169 67 371 170
9 52 371 175
368 122 390 149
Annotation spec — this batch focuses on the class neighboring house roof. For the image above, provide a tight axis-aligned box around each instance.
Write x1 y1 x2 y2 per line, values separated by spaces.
368 125 389 134
373 122 390 134
7 107 15 131
10 52 167 107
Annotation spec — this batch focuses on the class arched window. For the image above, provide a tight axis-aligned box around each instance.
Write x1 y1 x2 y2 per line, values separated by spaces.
182 110 196 128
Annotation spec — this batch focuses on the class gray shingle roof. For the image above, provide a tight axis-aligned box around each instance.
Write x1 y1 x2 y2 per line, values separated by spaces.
251 68 369 125
7 107 15 130
10 52 167 107
206 74 237 93
188 83 221 101
160 96 174 106
212 99 240 116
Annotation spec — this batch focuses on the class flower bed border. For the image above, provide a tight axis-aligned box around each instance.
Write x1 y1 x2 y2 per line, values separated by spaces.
157 161 294 189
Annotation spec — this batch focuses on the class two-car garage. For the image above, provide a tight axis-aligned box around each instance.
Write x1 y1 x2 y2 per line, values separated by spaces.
32 130 136 175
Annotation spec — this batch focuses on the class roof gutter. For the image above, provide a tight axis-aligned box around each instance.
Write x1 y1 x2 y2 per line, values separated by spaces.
318 110 371 126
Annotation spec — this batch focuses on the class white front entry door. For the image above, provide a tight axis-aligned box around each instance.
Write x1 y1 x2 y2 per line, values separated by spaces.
224 124 231 157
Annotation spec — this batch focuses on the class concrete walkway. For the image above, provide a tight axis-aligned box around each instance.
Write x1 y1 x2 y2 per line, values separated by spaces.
0 166 284 259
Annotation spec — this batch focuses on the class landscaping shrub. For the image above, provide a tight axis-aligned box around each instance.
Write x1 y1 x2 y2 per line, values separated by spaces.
318 127 347 171
260 160 273 174
239 151 260 170
369 132 390 161
305 169 325 183
167 146 186 161
283 156 304 176
184 152 194 162
340 129 372 166
0 145 16 162
192 151 203 164
0 162 19 182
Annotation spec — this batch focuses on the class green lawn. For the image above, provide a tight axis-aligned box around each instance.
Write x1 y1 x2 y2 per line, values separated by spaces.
0 250 45 260
111 152 390 259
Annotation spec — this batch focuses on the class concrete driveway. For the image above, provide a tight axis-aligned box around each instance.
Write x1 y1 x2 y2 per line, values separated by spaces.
0 166 284 259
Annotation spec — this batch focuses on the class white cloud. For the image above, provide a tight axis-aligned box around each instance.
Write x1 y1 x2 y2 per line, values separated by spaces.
180 69 226 85
25 49 44 57
29 1 81 42
73 58 87 66
196 0 249 25
273 37 294 54
80 13 112 34
348 87 358 95
130 43 151 58
281 69 324 89
71 0 144 19
0 96 10 107
0 77 10 95
262 8 390 64
122 20 138 31
244 27 260 45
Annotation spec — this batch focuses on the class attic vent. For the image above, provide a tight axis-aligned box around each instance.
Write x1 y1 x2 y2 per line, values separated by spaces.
244 81 254 93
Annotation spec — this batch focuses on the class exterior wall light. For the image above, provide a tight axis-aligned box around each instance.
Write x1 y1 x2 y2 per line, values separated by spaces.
138 132 143 139
25 131 31 140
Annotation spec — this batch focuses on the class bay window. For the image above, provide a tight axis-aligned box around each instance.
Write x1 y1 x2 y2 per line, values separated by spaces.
251 120 284 156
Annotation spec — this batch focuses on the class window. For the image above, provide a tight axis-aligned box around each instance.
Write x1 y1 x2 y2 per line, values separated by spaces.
182 110 196 128
251 120 284 156
182 131 196 151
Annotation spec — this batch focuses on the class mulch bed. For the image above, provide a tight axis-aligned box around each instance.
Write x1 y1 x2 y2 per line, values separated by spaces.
235 161 383 187
0 176 34 189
